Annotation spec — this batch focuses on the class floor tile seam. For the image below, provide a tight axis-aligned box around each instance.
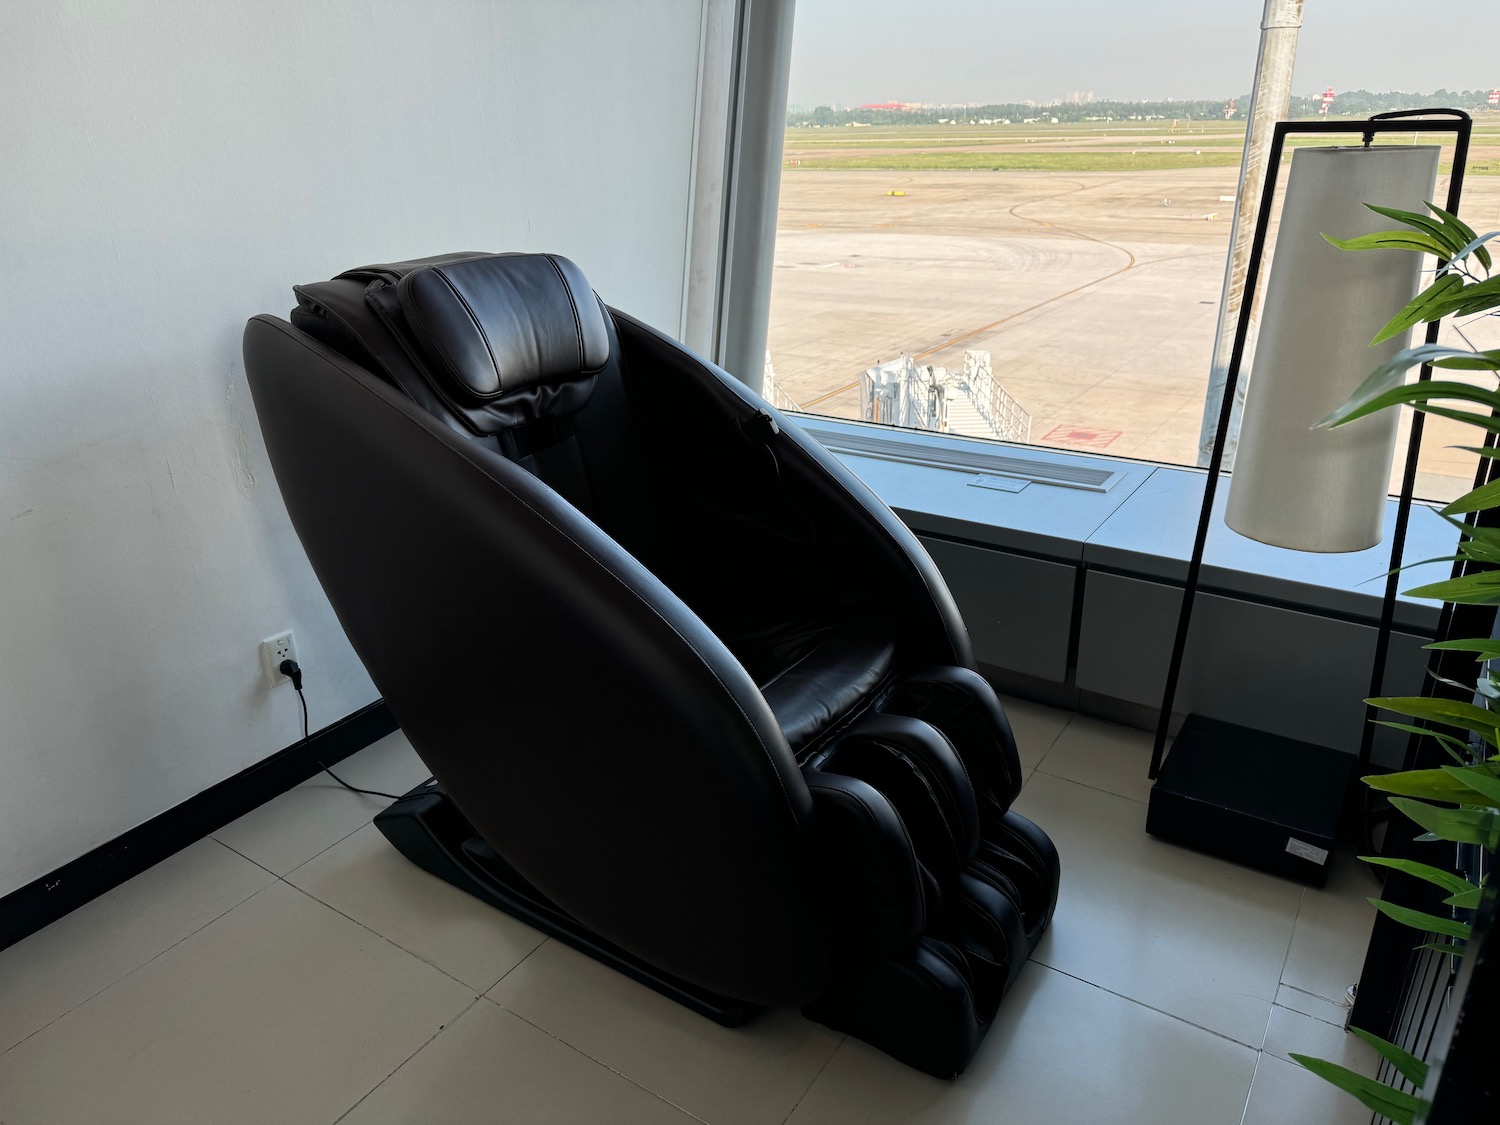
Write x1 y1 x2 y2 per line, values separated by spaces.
329 995 486 1124
0 873 280 1061
1274 984 1355 1025
478 934 551 995
278 880 485 998
475 998 712 1123
1277 977 1354 1008
1030 962 1270 1052
214 835 282 877
1267 888 1303 1028
274 811 385 878
1025 713 1076 774
214 772 400 877
1273 1005 1348 1032
779 1034 849 1125
1254 1002 1276 1054
1237 1051 1268 1125
1030 762 1149 804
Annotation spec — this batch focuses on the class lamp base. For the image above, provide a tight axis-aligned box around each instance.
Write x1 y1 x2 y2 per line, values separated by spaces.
1146 715 1356 887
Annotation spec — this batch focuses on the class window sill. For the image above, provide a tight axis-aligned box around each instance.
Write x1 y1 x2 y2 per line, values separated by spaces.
797 415 1451 634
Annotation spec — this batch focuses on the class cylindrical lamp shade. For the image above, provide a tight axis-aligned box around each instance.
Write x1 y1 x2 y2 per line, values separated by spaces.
1225 145 1439 552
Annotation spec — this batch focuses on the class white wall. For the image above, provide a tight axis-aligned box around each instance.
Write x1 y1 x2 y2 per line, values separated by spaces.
0 0 720 895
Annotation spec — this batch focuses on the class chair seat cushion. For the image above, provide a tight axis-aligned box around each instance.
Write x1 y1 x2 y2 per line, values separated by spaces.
754 622 897 754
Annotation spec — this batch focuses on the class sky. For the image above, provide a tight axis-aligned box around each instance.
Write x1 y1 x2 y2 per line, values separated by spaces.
787 0 1498 106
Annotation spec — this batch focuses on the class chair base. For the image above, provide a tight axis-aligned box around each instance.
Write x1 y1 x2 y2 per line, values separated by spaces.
373 779 1059 1078
372 779 761 1027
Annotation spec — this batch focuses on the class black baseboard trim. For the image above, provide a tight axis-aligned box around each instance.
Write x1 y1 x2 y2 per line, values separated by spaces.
0 700 398 952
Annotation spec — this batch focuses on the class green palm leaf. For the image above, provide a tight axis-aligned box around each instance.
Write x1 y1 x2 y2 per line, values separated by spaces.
1317 348 1500 428
1427 203 1492 269
1289 1055 1423 1124
1365 696 1500 743
1370 274 1466 345
1389 797 1500 848
1370 898 1473 941
1441 763 1500 805
1424 637 1500 660
1365 768 1488 803
1358 856 1475 897
1362 204 1470 257
1403 570 1500 605
1322 230 1450 257
1441 478 1500 516
1348 1028 1430 1087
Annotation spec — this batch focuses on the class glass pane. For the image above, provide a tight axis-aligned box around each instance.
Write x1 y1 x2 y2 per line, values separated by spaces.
766 2 1500 506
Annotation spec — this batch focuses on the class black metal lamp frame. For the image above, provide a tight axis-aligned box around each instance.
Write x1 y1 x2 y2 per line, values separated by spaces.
1148 108 1474 780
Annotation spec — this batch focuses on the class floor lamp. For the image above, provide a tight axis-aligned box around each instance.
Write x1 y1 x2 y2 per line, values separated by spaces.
1145 109 1474 886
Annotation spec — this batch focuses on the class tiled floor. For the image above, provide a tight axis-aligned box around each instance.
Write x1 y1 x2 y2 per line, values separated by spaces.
0 709 1383 1124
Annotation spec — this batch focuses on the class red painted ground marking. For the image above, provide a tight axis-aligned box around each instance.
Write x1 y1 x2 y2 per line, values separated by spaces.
1041 425 1123 449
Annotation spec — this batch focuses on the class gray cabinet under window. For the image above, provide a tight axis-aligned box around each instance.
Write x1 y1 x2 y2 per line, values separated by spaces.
1075 570 1430 764
917 536 1076 684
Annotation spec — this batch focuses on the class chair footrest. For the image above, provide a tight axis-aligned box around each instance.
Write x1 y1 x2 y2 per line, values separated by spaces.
803 937 983 1079
804 813 1060 1078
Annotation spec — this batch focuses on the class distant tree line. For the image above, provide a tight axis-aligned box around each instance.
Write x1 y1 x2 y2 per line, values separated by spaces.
787 90 1497 127
1294 89 1494 117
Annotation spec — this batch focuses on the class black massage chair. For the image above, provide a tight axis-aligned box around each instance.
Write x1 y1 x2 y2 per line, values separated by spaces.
242 252 1060 1078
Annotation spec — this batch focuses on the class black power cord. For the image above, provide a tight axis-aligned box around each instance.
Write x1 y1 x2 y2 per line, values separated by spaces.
279 659 404 802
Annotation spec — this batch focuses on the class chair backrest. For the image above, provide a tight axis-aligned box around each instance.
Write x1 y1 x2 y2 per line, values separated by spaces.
243 313 827 1005
291 251 975 681
292 251 606 432
293 252 647 524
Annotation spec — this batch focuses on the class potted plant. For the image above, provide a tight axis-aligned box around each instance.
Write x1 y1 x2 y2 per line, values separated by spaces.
1290 203 1500 1122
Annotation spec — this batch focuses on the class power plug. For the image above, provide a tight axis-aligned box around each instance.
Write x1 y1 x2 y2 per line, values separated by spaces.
260 631 299 687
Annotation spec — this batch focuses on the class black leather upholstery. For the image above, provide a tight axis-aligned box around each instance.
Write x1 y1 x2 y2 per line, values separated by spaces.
245 251 1060 1077
400 253 609 397
757 622 895 752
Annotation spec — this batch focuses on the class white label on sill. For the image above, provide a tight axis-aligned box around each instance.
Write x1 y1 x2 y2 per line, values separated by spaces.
1286 837 1330 865
969 474 1030 493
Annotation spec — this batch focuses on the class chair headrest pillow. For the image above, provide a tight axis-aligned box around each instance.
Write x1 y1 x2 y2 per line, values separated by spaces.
398 253 609 404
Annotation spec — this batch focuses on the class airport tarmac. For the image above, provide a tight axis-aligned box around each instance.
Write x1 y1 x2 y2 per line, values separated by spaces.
768 164 1500 502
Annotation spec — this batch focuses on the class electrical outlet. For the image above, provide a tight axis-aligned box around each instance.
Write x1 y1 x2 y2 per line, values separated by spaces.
260 631 299 687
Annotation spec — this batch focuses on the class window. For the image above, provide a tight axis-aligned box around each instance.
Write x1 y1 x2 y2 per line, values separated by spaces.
764 2 1499 504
